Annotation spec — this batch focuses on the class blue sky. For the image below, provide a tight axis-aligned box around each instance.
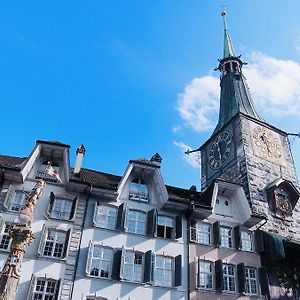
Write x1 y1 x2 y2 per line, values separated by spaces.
1 1 300 190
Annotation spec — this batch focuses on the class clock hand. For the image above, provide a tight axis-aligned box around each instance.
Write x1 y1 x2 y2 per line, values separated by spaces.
217 142 222 160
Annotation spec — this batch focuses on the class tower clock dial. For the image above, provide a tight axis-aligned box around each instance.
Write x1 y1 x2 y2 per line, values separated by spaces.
252 125 282 159
208 130 233 170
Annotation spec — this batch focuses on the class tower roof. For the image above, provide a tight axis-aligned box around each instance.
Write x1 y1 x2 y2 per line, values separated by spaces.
213 12 263 134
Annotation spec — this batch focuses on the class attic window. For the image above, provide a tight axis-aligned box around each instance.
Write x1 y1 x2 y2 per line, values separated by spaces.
129 178 148 202
36 161 60 183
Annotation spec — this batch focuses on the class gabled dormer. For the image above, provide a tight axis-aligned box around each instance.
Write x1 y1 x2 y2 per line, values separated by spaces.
23 140 71 184
117 153 168 208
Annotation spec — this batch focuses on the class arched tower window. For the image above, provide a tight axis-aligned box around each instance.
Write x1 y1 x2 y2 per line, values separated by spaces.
129 178 148 202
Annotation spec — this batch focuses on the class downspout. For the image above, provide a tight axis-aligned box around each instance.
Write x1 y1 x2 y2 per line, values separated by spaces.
70 184 92 300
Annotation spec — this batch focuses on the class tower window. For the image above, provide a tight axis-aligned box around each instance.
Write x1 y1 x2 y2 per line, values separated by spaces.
129 178 148 201
36 161 60 183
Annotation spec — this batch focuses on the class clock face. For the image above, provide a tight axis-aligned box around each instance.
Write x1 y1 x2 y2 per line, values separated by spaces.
208 131 233 170
252 126 282 159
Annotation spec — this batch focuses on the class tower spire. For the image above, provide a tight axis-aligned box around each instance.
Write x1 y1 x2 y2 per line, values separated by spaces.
222 11 235 59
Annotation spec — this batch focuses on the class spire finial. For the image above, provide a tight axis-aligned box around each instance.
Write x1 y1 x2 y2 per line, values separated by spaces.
221 11 236 59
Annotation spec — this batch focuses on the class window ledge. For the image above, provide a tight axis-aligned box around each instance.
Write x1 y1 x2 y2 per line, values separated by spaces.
37 255 67 263
0 248 10 253
85 274 112 281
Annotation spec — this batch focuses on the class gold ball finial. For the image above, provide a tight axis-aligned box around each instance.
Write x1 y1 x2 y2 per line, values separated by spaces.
221 11 226 17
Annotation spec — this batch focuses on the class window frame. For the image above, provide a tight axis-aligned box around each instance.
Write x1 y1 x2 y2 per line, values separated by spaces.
153 255 173 288
120 249 144 283
191 222 211 245
0 221 12 251
86 243 113 279
197 259 214 291
36 160 60 183
93 203 117 230
245 266 258 296
156 215 174 239
240 230 253 252
125 209 146 235
223 264 236 293
48 193 76 221
220 226 233 248
129 178 149 202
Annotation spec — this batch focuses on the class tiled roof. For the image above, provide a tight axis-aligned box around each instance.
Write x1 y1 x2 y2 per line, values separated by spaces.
0 155 27 170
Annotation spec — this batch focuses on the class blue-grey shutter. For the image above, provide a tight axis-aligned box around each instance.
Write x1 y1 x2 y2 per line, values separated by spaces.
47 192 55 216
3 185 16 209
116 203 125 231
54 278 61 299
255 230 265 252
143 250 152 283
213 221 220 247
69 197 77 220
259 267 270 297
237 263 246 294
146 209 157 236
175 214 182 239
174 255 182 287
111 249 122 280
62 229 71 258
26 274 36 300
92 201 98 226
38 224 48 255
215 259 223 292
85 241 93 275
234 225 241 250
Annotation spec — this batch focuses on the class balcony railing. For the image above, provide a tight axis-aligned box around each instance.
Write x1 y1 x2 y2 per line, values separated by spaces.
36 170 57 182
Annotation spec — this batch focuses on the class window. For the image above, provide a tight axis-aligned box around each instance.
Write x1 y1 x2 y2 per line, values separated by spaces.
48 193 75 220
0 223 12 250
38 226 70 259
241 231 253 252
156 216 174 239
245 267 258 295
223 264 236 292
93 205 117 230
197 260 213 290
121 250 143 283
154 256 173 287
36 161 60 183
129 178 148 201
191 222 211 245
27 276 60 300
3 186 26 213
220 226 232 248
125 210 146 235
86 244 113 278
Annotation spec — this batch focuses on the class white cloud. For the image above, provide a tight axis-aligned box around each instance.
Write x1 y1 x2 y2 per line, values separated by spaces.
173 141 200 168
176 52 300 132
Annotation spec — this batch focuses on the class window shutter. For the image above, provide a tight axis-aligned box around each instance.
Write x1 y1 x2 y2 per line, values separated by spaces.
38 224 48 255
0 218 5 235
47 192 55 216
3 185 16 209
26 274 36 300
111 249 122 280
190 220 197 242
85 241 93 275
116 203 126 231
259 266 270 297
143 250 152 283
69 197 77 220
237 263 246 294
174 255 182 287
54 278 61 299
234 226 241 250
215 259 223 292
62 229 71 258
175 214 182 239
119 247 125 280
146 209 157 236
213 221 220 247
255 230 265 252
92 201 98 226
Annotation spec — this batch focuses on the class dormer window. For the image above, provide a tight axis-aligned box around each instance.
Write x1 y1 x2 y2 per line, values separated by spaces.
36 161 60 183
129 178 148 202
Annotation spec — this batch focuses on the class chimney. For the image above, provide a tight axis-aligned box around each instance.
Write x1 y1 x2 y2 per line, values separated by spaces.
74 144 86 175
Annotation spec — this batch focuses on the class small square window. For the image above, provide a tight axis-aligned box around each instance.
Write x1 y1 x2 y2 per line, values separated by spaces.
129 178 148 201
191 222 211 245
241 231 253 252
126 210 146 235
220 226 232 248
156 216 174 239
94 205 117 230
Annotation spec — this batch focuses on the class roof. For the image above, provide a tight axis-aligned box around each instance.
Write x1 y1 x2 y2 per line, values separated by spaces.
36 140 70 148
0 155 27 170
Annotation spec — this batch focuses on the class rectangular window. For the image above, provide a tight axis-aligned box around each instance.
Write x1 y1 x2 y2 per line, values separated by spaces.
43 230 67 258
223 264 236 292
8 191 26 212
50 199 73 220
220 226 232 248
126 210 146 235
32 278 59 300
245 267 258 295
156 216 174 239
154 256 173 287
94 205 117 230
197 259 213 290
241 231 253 252
191 222 211 245
0 224 12 250
121 250 143 283
89 245 113 278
